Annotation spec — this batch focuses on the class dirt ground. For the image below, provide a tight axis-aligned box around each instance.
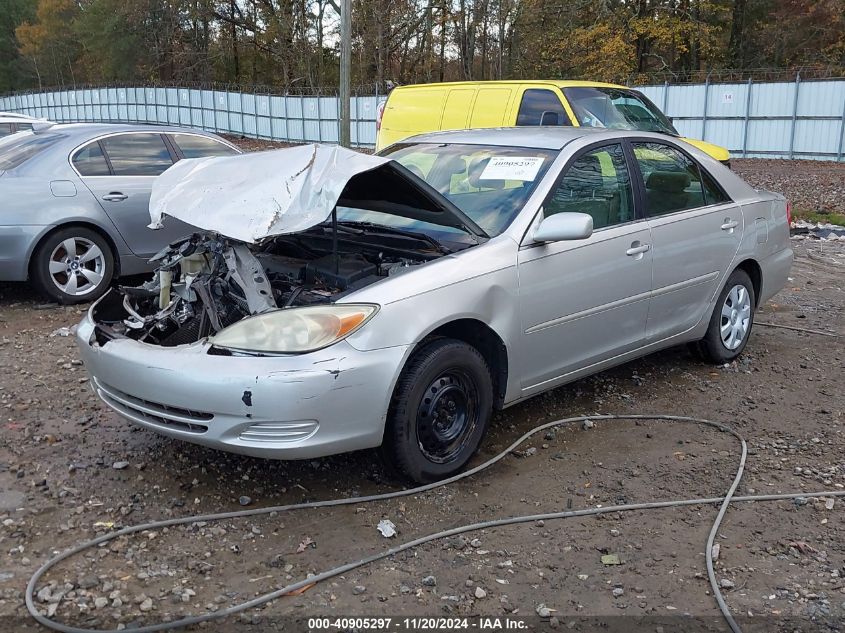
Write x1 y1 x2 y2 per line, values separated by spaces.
1 162 844 633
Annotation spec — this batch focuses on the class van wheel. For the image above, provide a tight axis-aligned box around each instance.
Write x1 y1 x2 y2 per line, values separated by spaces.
31 227 114 305
695 269 755 364
384 339 493 483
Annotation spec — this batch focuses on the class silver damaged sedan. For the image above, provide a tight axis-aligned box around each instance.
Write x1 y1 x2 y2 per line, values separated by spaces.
76 128 793 482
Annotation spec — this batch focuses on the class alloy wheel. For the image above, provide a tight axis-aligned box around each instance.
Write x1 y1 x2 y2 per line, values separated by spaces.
48 237 106 297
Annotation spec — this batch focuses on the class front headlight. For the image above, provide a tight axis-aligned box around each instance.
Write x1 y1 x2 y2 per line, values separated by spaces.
210 304 378 354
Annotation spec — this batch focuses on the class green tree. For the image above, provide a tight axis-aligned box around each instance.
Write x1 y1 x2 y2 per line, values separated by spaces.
0 0 37 92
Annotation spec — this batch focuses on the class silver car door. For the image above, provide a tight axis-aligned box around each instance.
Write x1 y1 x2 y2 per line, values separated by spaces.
74 133 194 257
630 141 743 342
517 142 653 392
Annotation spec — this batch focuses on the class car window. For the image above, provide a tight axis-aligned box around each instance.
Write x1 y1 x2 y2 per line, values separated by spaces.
0 123 13 137
16 123 33 132
171 134 238 158
545 143 635 229
632 142 710 217
516 89 570 127
380 142 558 237
564 87 678 136
701 168 731 205
100 133 173 176
0 134 62 171
73 141 111 176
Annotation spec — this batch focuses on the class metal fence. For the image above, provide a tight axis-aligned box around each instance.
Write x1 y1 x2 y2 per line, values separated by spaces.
0 85 385 148
637 77 845 161
2 77 845 160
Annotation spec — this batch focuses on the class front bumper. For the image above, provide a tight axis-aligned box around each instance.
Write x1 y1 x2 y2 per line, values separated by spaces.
75 311 408 459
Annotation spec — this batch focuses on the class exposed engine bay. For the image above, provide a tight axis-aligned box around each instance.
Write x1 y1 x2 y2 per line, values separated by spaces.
93 228 440 346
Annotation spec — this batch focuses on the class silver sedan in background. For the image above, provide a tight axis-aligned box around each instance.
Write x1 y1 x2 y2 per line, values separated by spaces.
76 127 792 483
0 123 240 303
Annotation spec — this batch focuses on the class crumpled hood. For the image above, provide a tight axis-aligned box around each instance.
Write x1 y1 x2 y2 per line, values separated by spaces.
149 144 391 243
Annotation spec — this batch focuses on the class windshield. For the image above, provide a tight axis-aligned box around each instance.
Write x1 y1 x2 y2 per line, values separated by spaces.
563 87 678 135
0 133 62 171
378 143 557 236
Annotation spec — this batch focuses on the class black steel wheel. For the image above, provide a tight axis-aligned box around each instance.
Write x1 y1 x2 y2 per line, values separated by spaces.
383 338 493 483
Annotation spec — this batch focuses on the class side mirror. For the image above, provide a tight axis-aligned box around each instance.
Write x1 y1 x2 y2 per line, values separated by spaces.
533 212 593 243
540 110 559 126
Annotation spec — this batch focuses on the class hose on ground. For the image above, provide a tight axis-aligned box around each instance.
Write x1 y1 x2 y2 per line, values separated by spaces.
25 414 845 633
756 321 841 337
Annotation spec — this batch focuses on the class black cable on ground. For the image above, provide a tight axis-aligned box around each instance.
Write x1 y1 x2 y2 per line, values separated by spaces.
25 414 845 633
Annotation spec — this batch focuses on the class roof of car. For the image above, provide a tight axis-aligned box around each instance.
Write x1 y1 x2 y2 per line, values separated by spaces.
31 122 225 140
0 112 42 121
399 126 608 150
395 80 629 91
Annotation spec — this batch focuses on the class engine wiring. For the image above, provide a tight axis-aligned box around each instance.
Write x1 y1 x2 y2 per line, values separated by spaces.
25 413 845 633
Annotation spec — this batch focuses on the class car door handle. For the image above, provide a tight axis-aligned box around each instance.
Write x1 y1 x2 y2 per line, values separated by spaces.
102 192 128 202
721 219 739 231
626 243 651 256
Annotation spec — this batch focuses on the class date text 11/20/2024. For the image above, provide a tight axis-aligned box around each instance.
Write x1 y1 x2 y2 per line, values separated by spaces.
308 617 529 630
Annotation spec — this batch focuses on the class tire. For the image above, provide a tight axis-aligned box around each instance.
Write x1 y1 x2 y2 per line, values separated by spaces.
695 269 755 364
31 227 114 305
383 338 493 483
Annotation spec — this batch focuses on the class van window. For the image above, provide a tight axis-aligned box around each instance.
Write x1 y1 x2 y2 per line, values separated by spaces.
469 89 512 128
564 87 677 135
517 89 569 126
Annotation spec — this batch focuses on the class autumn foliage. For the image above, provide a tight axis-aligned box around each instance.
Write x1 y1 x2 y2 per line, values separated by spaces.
2 0 843 93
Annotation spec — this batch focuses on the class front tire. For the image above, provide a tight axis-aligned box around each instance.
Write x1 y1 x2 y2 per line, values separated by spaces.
31 227 114 305
695 268 755 364
384 339 493 483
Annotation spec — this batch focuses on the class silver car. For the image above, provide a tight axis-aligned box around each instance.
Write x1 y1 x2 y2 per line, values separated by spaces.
0 112 44 137
75 127 792 483
0 123 240 303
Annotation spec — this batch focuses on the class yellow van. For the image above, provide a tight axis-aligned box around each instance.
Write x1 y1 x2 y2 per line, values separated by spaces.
375 80 731 165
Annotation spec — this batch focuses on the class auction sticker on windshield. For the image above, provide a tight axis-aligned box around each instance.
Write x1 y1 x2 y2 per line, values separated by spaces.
480 156 543 181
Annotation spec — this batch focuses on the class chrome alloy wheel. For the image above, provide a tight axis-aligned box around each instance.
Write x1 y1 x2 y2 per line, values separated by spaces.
48 237 106 296
720 284 751 350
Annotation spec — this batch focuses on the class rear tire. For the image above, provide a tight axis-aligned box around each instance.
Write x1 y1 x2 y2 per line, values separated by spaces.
695 269 755 364
383 338 493 483
31 227 114 305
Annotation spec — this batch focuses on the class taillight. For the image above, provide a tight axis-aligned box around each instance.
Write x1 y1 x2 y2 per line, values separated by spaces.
786 201 792 225
376 100 386 131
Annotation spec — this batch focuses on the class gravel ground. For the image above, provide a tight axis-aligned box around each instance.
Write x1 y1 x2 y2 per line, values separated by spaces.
732 159 845 217
1 150 844 632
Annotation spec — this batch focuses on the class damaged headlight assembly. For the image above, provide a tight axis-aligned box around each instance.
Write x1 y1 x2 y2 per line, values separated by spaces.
209 304 379 354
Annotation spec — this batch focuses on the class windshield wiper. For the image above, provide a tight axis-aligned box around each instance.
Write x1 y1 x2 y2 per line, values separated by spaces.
327 221 452 254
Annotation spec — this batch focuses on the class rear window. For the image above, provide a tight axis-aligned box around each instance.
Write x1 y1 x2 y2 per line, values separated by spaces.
0 134 61 171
